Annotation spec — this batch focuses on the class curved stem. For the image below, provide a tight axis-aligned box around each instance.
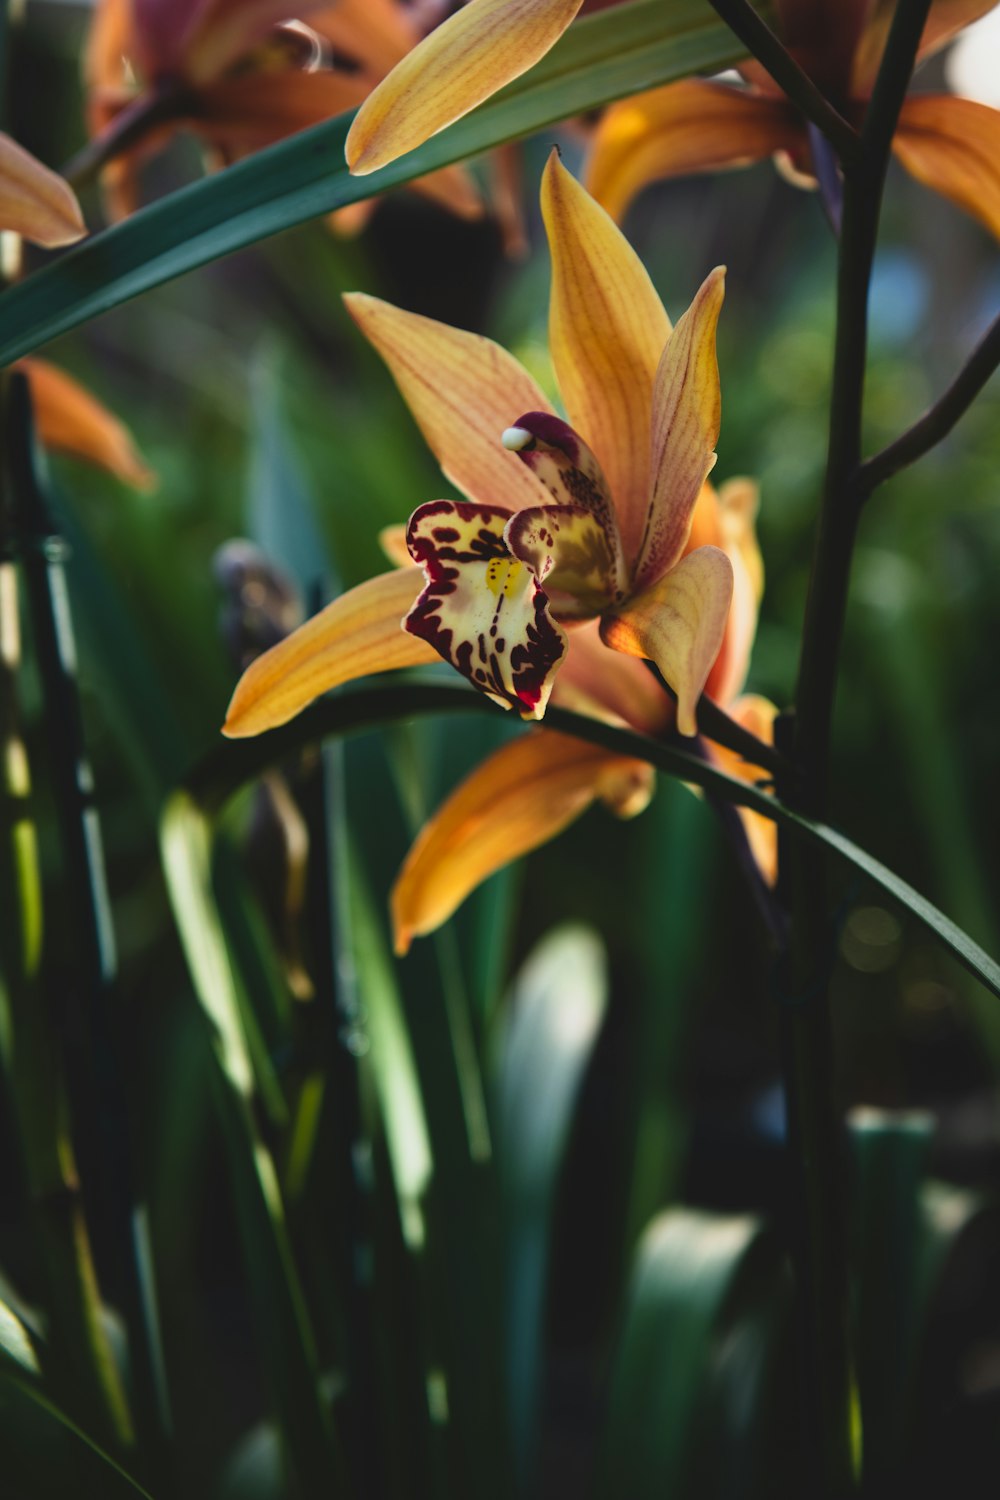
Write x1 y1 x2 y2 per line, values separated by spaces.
859 310 1000 495
705 0 861 163
62 86 191 188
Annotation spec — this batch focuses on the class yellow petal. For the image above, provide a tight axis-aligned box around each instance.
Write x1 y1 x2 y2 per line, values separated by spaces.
892 94 1000 241
634 267 725 592
344 292 553 512
601 545 734 737
541 150 671 567
391 728 654 953
852 0 999 95
19 358 155 490
586 80 804 223
346 0 584 174
708 693 778 885
223 567 437 737
0 133 86 247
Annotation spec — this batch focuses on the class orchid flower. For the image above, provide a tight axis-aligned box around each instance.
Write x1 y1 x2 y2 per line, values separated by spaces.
84 0 481 227
0 132 85 247
346 0 1000 243
588 0 1000 235
223 157 777 951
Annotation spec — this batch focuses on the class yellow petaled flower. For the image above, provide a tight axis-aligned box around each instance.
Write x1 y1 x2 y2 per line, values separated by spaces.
224 156 776 951
347 0 1000 243
0 133 85 247
84 0 483 229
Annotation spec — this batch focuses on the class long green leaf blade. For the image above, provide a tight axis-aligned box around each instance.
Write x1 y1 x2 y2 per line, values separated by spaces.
179 679 1000 1004
0 0 742 364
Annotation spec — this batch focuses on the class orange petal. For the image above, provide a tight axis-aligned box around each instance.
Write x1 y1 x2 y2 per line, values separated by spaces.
703 478 763 708
344 292 553 512
409 163 485 221
892 94 1000 241
552 620 672 736
0 133 86 247
541 150 671 567
379 523 413 568
586 80 805 223
346 0 584 174
194 69 368 149
391 728 654 952
601 545 734 737
709 693 778 885
19 358 155 490
223 567 437 737
852 0 998 94
635 267 725 592
85 0 135 95
181 0 333 84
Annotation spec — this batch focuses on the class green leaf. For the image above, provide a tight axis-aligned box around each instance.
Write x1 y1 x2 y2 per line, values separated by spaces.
493 925 608 1480
0 1297 40 1377
598 1208 784 1499
0 0 744 364
0 1372 152 1500
179 679 1000 1005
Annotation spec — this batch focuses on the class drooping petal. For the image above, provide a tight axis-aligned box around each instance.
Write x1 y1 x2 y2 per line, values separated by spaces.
19 359 155 491
391 728 654 953
634 266 725 592
223 567 436 738
505 504 620 618
405 500 567 718
852 0 999 95
346 0 584 174
601 545 734 737
541 150 671 566
500 410 627 598
344 293 553 512
0 134 86 247
892 94 1000 242
552 620 672 735
586 80 805 223
708 693 779 885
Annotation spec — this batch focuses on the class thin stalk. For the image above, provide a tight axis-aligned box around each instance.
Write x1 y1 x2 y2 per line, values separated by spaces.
62 86 192 188
858 309 1000 494
705 0 861 163
780 3 934 1496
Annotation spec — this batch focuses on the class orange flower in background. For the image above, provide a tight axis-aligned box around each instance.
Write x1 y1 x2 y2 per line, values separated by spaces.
223 157 776 951
83 0 483 230
16 360 156 492
346 0 1000 241
0 132 85 246
588 0 1000 233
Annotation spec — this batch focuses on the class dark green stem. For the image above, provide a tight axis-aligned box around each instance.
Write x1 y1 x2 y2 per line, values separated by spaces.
705 0 861 162
858 309 1000 495
781 4 934 1496
62 85 192 188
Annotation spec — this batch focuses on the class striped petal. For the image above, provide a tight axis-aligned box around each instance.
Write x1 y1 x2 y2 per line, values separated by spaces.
892 94 1000 241
634 267 725 592
391 728 654 953
20 359 155 491
601 545 734 737
223 566 436 737
541 150 671 567
405 500 567 718
344 293 553 512
0 134 86 247
346 0 584 174
586 80 805 223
